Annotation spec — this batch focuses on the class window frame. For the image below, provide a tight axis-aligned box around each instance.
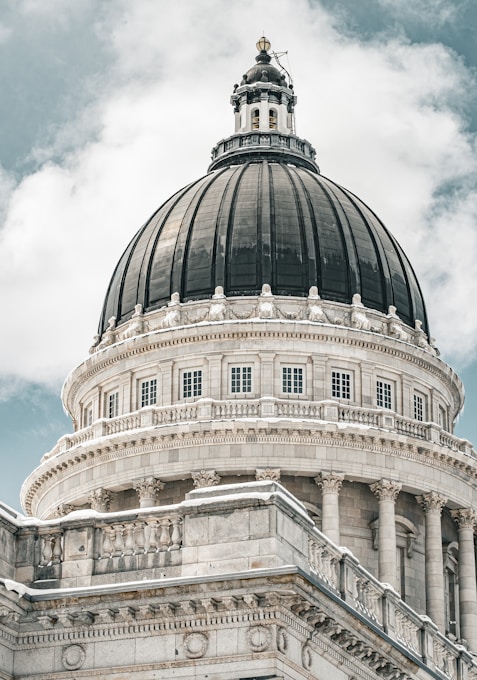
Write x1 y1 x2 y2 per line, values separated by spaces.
140 378 157 408
282 366 304 395
376 379 393 410
107 391 119 419
331 370 351 400
182 369 203 399
230 365 253 395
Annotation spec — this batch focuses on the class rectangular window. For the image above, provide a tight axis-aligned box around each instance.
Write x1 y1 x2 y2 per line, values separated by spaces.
108 391 119 418
83 404 93 428
376 380 392 410
183 370 202 398
414 393 424 421
331 371 351 400
438 405 447 430
141 378 157 408
282 367 303 394
230 366 252 393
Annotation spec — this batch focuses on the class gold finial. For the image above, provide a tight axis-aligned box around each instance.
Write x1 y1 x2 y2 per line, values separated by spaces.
256 36 271 53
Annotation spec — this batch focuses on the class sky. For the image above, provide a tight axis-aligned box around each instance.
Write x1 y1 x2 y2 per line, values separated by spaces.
0 0 476 511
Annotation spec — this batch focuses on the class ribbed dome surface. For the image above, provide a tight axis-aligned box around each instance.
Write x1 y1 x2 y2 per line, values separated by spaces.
99 160 428 335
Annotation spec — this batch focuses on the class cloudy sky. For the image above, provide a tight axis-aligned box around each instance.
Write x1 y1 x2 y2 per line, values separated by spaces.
0 0 476 510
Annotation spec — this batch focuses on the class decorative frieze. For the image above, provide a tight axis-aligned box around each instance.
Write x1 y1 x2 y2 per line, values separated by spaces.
183 631 208 659
61 644 86 670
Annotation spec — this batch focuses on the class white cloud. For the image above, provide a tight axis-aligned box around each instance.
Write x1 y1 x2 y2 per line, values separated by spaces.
376 0 460 27
0 0 476 389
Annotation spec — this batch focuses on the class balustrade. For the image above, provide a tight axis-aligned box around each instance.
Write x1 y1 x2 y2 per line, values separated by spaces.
98 515 183 560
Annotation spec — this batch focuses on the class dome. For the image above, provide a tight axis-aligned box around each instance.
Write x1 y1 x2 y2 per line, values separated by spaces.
98 41 429 337
99 162 428 336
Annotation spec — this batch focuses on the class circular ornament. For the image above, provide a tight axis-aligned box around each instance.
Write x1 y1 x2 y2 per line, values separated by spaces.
302 642 313 669
184 631 208 659
277 626 288 653
247 625 271 652
62 644 86 670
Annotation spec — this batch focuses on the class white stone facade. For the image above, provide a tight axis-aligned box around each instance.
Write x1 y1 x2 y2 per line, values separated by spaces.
2 38 477 680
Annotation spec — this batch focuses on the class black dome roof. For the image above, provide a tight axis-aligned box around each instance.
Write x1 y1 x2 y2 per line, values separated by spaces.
99 160 428 335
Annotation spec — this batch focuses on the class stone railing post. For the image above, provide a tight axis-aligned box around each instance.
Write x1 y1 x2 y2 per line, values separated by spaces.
370 479 401 590
451 507 477 651
315 472 344 545
417 491 447 631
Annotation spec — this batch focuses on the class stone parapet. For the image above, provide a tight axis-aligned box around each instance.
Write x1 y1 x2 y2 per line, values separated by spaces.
1 482 476 678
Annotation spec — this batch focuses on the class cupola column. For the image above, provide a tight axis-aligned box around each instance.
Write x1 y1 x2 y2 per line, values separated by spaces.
417 491 447 631
370 479 401 590
315 472 344 545
451 508 477 650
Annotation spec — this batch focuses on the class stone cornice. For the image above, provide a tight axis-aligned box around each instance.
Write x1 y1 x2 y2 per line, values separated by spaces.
22 420 477 517
2 568 472 680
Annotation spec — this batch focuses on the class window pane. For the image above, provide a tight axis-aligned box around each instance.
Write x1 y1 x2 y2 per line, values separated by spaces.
332 371 351 399
183 370 202 398
283 367 303 394
377 380 392 409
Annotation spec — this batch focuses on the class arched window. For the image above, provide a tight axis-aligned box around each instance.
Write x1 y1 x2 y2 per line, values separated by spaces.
269 109 277 129
252 109 260 129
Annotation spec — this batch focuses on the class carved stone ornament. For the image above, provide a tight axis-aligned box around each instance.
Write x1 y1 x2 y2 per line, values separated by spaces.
256 468 281 481
370 479 401 502
192 470 221 489
416 491 447 514
183 631 208 659
88 488 112 512
315 471 345 494
134 476 165 504
276 626 288 654
258 283 275 318
451 507 476 530
62 644 86 670
301 641 313 669
247 624 271 652
52 503 76 518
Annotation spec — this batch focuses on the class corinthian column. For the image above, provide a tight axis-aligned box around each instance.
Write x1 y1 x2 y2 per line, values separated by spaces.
314 472 344 545
134 477 165 508
451 508 477 650
370 479 401 589
417 491 447 631
89 488 112 513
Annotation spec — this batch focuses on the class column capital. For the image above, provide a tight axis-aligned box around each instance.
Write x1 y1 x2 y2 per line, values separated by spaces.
192 469 221 489
451 508 476 530
134 477 164 504
315 472 345 493
88 488 112 512
256 468 281 482
370 479 401 502
416 491 447 514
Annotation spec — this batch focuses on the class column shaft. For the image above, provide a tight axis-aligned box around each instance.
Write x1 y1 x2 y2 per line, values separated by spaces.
370 479 401 591
315 473 344 545
417 492 447 631
452 509 477 650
